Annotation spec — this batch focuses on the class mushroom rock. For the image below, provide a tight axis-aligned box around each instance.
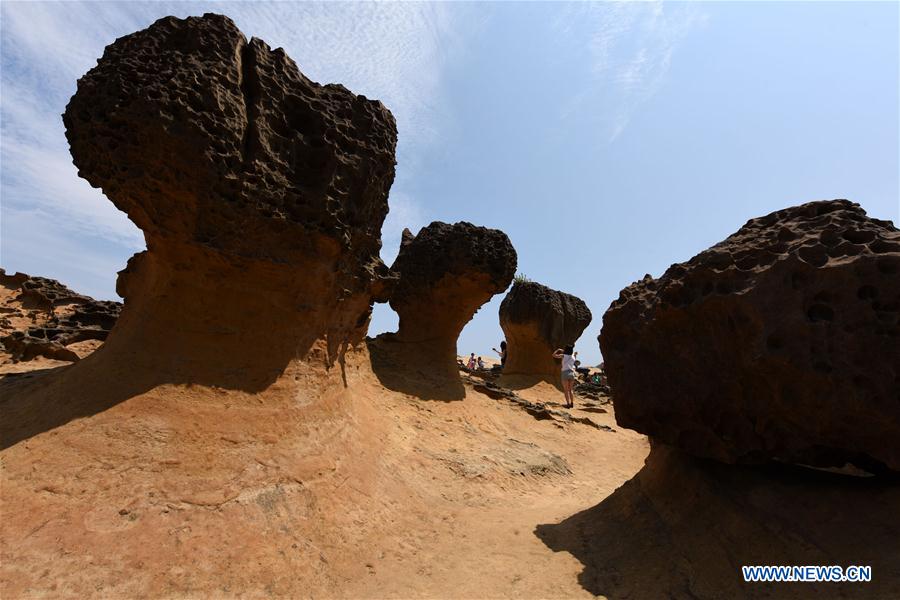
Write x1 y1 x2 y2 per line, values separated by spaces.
4 14 401 595
499 281 592 381
379 221 517 379
62 13 397 386
600 199 900 472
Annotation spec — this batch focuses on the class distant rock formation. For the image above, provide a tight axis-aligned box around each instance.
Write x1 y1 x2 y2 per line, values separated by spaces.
0 270 121 362
499 281 592 380
63 14 397 386
368 222 516 394
600 199 900 472
391 222 515 348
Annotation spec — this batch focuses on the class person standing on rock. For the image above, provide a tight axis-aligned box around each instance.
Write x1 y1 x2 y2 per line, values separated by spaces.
492 341 507 369
552 346 577 408
467 353 476 370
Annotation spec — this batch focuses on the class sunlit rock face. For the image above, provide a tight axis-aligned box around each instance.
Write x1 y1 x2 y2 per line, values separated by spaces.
600 199 900 473
63 13 398 383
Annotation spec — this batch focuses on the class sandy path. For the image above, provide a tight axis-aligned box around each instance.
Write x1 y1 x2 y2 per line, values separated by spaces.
339 377 649 598
1 350 648 598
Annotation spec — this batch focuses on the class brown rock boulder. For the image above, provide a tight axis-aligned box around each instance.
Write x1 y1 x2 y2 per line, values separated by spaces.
391 222 516 344
499 281 592 380
62 14 397 385
600 199 900 472
369 222 516 394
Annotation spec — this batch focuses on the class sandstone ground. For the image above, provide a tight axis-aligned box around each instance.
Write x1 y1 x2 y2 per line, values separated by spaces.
1 345 648 598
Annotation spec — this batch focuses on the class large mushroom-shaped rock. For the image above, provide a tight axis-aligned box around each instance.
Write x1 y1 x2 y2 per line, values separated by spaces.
370 222 516 388
391 222 516 344
600 199 900 472
499 281 592 381
62 14 397 386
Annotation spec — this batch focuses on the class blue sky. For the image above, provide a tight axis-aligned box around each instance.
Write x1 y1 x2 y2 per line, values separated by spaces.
2 1 897 365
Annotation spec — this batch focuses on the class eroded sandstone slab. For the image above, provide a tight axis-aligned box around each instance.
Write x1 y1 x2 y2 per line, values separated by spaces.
0 270 121 363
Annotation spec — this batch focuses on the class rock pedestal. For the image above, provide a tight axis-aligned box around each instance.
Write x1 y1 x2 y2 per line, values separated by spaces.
63 14 397 386
387 221 516 369
499 281 592 381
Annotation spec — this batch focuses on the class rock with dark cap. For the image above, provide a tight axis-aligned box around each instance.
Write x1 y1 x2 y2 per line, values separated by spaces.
62 13 398 382
499 281 592 380
382 221 517 378
600 199 900 472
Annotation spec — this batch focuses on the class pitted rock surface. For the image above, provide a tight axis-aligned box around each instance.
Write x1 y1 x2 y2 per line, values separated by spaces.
64 13 396 265
600 199 900 472
0 270 121 362
499 281 592 379
389 221 516 344
62 13 398 379
369 222 515 386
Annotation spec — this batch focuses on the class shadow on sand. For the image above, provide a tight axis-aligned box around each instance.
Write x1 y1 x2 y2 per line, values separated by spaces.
0 350 169 450
0 318 329 449
365 335 465 401
535 444 900 600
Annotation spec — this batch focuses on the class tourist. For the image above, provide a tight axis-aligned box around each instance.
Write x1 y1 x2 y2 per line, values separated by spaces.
467 353 476 370
552 345 577 408
477 356 485 370
492 341 507 369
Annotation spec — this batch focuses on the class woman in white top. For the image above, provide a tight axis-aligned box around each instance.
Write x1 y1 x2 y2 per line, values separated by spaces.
552 345 577 408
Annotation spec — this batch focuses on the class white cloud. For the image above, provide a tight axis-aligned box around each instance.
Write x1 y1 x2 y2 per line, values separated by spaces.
556 1 707 142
